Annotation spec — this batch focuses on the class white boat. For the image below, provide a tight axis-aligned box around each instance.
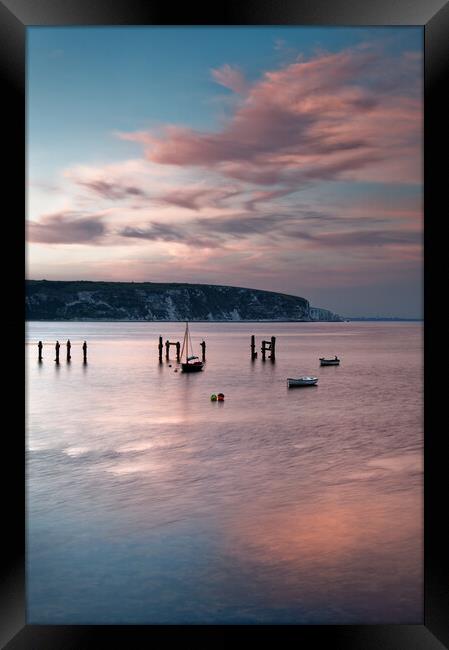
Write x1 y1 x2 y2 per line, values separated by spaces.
287 376 318 387
319 357 340 366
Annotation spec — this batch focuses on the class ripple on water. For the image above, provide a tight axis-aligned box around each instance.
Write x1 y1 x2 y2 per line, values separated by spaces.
26 321 423 624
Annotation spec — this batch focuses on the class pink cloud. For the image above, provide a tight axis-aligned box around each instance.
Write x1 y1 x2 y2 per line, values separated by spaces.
158 186 241 211
65 159 244 212
118 46 422 188
211 64 247 93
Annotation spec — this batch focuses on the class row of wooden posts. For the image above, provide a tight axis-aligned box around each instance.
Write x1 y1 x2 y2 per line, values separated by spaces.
37 340 87 363
157 335 276 363
251 335 276 361
36 335 276 364
158 336 206 363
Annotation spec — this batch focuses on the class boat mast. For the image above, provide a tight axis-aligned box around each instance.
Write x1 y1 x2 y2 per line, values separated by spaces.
185 321 189 363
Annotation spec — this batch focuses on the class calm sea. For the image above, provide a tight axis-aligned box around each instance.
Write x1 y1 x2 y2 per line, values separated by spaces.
25 321 423 624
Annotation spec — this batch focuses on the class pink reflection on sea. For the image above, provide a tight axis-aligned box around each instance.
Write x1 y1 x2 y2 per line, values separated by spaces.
26 321 423 623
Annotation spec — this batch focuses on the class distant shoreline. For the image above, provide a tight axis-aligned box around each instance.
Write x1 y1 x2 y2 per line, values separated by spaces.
25 318 423 323
347 318 423 322
25 319 342 323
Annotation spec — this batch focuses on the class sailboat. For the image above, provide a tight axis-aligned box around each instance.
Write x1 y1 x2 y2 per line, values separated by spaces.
180 322 204 373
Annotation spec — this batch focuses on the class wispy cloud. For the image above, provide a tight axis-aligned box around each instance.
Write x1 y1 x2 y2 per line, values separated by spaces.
158 186 241 211
117 210 422 254
119 45 421 188
211 64 248 93
75 179 147 201
27 211 107 244
119 222 220 249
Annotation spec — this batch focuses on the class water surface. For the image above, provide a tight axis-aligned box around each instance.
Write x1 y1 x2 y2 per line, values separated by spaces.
26 321 423 624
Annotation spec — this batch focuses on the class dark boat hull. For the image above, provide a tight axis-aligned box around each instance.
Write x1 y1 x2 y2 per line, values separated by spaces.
181 362 204 373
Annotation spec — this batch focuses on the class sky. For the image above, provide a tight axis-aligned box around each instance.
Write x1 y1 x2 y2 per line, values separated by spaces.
26 27 423 318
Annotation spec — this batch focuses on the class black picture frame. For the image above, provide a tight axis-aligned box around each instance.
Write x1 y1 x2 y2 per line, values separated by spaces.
2 0 447 647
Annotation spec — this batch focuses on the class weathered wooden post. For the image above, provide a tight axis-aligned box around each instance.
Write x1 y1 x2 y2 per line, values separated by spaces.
55 340 60 364
200 340 206 362
261 339 275 361
176 341 181 362
66 339 71 362
158 336 163 363
38 341 43 362
250 335 257 360
82 340 87 363
165 339 170 361
270 336 276 361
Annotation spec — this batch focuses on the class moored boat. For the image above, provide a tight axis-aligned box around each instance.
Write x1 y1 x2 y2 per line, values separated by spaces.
181 357 204 373
180 322 204 373
287 376 318 387
319 356 340 366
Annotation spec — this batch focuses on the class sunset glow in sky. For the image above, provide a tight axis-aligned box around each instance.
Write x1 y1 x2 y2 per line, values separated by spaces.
27 27 423 317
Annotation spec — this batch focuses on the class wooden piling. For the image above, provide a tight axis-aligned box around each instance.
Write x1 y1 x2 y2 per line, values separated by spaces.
270 336 276 361
261 338 276 362
55 340 60 364
250 335 257 360
200 340 206 362
38 341 43 361
158 336 163 363
164 340 181 362
82 340 87 363
66 339 71 362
